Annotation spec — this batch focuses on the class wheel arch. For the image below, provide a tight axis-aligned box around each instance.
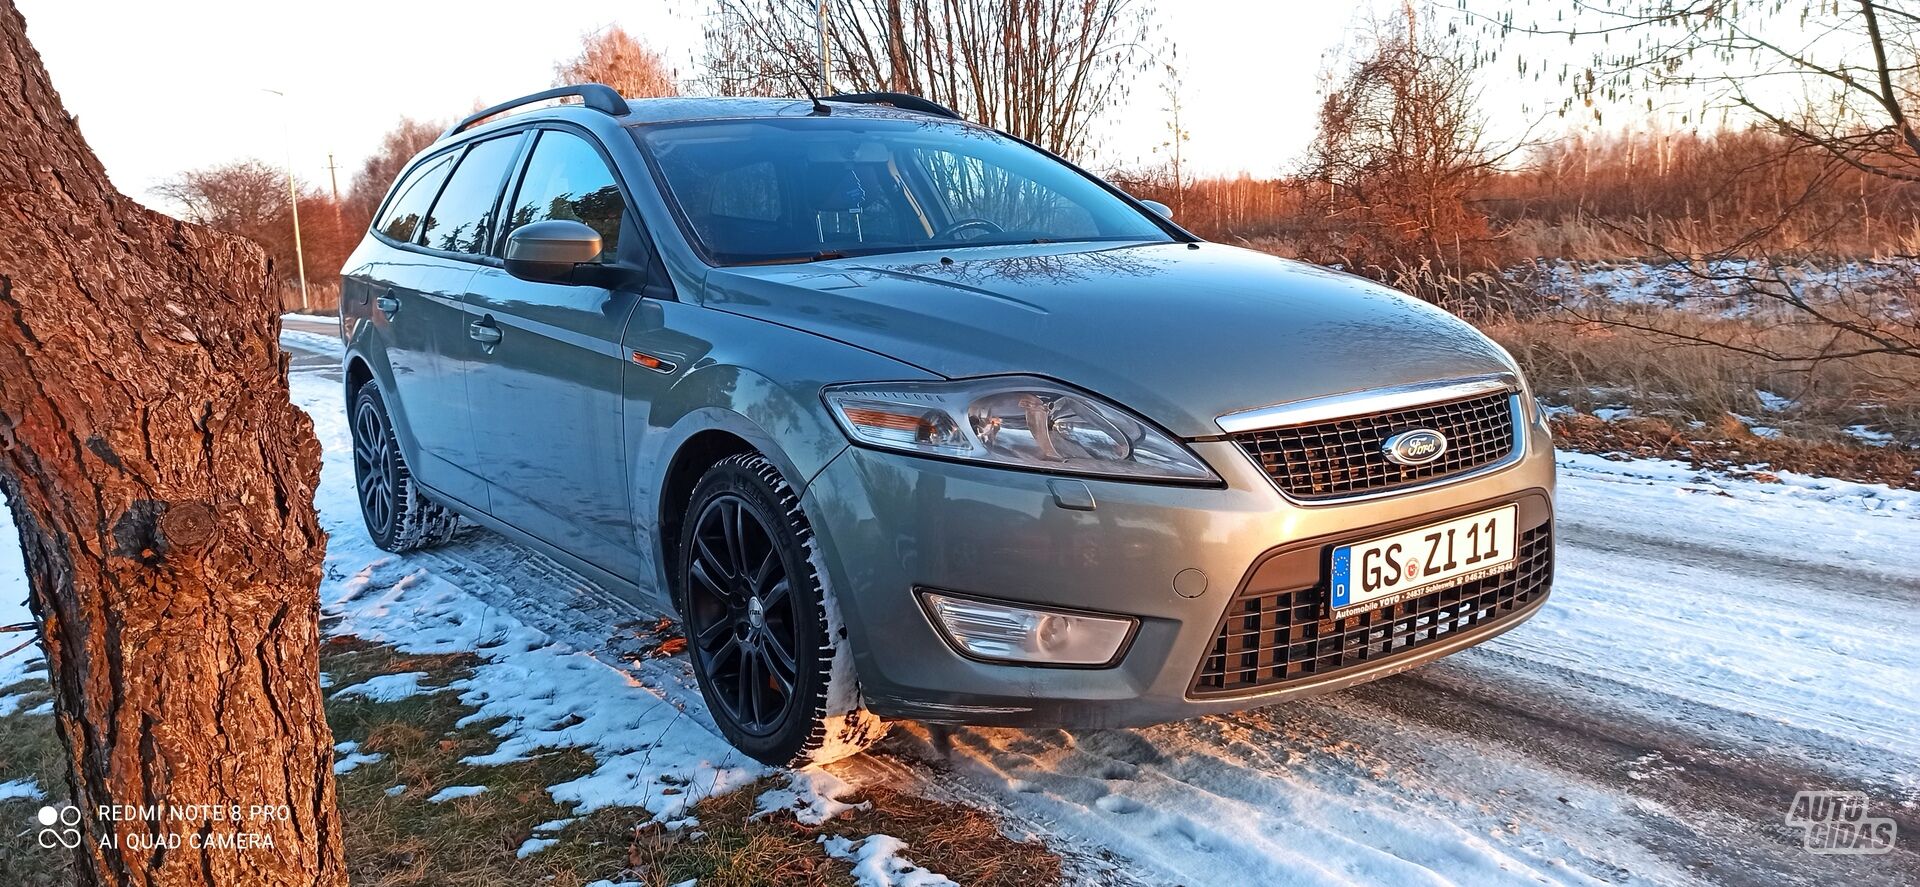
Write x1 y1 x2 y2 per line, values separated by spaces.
657 428 760 601
345 354 374 400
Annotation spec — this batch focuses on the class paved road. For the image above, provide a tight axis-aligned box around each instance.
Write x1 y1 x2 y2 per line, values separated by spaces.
282 334 1918 886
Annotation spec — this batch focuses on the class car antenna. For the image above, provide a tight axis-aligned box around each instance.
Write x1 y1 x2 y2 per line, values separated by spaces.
795 78 831 115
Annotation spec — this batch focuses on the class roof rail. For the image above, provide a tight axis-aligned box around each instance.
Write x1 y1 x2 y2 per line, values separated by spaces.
444 84 627 138
823 92 962 120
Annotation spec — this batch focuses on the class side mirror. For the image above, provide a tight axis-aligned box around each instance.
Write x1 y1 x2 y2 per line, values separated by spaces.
1139 199 1173 220
503 220 603 284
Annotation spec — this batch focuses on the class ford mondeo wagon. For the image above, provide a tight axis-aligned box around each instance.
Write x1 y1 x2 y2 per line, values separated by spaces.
338 85 1556 766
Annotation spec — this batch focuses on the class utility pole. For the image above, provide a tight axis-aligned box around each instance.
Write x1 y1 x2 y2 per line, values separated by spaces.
326 152 344 230
816 1 832 91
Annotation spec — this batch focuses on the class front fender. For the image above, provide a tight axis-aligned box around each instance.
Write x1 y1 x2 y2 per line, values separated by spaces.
631 357 932 600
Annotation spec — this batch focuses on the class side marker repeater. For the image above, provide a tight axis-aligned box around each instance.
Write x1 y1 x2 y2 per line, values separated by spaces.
630 350 677 374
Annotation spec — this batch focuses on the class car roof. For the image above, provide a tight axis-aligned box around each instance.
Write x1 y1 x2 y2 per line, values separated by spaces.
446 94 968 146
620 96 950 125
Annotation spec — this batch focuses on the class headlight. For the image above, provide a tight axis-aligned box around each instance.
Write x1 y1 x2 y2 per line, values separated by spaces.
823 376 1218 483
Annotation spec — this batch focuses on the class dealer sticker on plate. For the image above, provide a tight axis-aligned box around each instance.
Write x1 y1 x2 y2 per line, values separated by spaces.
1330 504 1517 616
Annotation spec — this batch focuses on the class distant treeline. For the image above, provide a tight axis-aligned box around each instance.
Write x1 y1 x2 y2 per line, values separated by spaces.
1117 128 1920 264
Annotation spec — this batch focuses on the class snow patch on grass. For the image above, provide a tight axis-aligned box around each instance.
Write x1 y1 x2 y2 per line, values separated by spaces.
514 836 558 858
819 833 956 887
0 778 44 801
332 751 384 775
1755 390 1795 412
330 671 438 703
427 785 488 803
1846 424 1896 446
752 768 871 825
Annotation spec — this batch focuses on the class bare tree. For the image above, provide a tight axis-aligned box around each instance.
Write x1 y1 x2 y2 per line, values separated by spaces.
155 161 355 309
1300 3 1512 306
556 25 678 99
0 3 343 884
700 0 1160 158
1152 51 1191 216
345 116 442 229
154 160 286 236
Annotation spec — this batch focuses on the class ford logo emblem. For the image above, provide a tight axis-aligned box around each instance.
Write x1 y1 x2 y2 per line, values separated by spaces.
1383 428 1447 466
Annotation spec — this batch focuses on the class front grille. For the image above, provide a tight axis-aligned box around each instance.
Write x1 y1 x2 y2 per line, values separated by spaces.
1232 390 1517 500
1192 523 1552 696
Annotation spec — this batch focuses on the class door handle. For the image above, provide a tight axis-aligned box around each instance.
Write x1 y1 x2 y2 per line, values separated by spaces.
468 317 503 349
375 293 400 317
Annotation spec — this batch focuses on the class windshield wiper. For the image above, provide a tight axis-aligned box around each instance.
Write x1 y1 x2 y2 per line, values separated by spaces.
743 250 849 266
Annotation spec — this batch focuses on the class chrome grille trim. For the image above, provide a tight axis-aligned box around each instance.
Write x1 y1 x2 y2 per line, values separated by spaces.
1216 374 1516 434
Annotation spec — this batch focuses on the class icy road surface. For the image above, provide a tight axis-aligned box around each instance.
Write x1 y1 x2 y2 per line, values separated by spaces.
3 325 1915 885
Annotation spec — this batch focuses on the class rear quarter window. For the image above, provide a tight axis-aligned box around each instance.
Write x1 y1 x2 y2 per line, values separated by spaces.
375 152 456 244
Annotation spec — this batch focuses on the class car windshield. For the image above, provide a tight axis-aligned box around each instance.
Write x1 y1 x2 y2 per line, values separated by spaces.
634 116 1172 264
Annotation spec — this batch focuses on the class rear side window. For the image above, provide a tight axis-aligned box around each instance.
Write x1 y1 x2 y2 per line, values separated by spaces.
374 152 454 243
502 130 625 262
420 135 524 254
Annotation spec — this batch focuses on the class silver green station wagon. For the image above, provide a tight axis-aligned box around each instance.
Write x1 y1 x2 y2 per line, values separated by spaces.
339 85 1556 767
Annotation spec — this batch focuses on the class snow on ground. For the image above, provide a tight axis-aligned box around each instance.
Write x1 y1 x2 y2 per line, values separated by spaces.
4 329 1916 885
299 368 769 821
1516 258 1916 319
1848 424 1897 447
426 785 489 803
329 670 439 703
278 327 347 356
0 778 43 801
753 768 873 825
0 488 38 693
819 833 958 887
1528 452 1920 766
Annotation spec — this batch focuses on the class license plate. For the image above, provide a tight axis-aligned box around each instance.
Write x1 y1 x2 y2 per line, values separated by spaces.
1330 505 1517 616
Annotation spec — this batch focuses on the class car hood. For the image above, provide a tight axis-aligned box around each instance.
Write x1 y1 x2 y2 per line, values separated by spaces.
702 242 1516 437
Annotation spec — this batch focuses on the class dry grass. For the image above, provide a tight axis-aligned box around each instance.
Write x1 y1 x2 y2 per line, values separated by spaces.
1550 412 1920 489
634 779 1060 887
1494 216 1920 264
1483 313 1920 446
1 636 1062 886
0 674 72 886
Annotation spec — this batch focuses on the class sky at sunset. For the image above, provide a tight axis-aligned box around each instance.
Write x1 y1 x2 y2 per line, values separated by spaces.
18 0 1667 213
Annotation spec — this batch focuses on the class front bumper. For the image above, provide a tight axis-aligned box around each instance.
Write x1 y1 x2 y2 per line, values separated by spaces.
801 408 1557 727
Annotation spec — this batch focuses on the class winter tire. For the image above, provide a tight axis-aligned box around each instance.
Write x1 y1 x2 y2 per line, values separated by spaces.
677 452 887 767
350 384 460 552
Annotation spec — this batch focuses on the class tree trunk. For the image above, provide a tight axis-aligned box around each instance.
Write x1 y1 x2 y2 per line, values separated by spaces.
0 4 344 885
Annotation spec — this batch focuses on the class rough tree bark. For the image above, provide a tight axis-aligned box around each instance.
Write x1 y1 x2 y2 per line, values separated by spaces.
0 4 344 885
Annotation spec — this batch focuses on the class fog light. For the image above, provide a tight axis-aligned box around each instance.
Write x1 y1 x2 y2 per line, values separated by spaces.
919 590 1135 666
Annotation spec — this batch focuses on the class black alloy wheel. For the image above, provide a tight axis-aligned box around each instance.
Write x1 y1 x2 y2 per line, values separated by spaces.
353 394 397 539
349 384 459 552
684 493 805 737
